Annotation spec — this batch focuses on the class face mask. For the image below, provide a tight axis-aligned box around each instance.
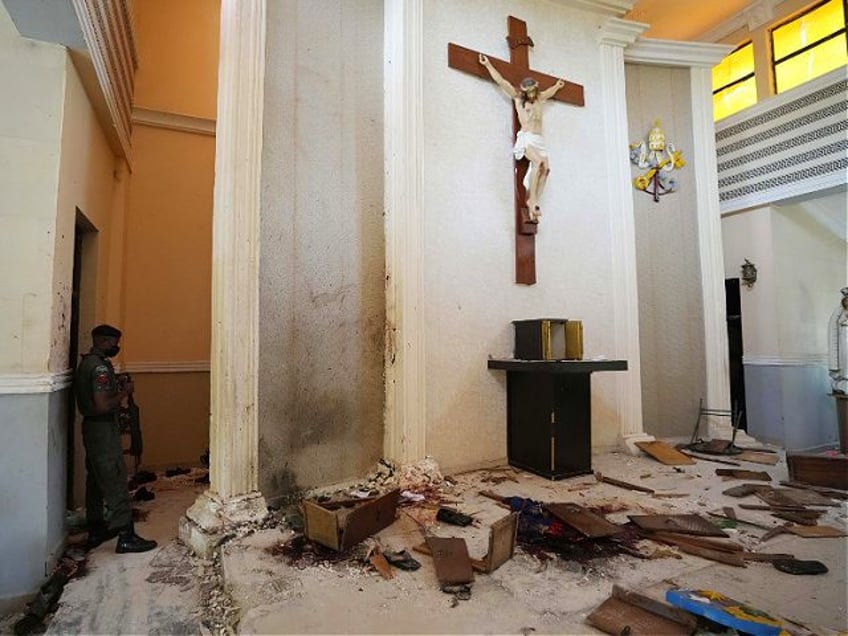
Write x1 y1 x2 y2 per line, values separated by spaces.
105 345 120 358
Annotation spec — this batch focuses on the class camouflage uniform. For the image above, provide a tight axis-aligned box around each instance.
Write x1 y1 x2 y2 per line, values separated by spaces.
74 349 132 531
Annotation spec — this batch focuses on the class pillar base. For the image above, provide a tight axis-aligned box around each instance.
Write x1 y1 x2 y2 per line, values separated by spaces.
179 490 268 558
619 432 655 456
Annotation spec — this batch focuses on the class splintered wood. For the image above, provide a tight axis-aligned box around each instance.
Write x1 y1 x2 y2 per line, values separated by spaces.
545 503 623 538
635 441 695 465
587 586 696 636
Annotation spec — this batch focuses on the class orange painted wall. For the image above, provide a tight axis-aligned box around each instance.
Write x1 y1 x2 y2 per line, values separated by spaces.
133 0 220 118
122 0 220 468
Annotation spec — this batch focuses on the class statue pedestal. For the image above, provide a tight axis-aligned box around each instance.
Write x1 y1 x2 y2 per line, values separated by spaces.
833 394 848 454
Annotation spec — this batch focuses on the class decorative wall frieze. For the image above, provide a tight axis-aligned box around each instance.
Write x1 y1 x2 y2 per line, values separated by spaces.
132 107 217 137
716 67 848 214
696 0 781 43
71 0 138 161
0 370 73 395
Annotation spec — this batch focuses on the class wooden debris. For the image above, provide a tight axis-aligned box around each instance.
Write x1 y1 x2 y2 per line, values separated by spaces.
629 514 728 537
595 472 655 494
740 552 795 562
648 531 743 553
424 537 474 585
722 483 768 497
707 510 773 530
651 492 689 498
587 585 695 636
482 513 518 573
780 480 848 500
786 524 848 538
715 468 771 481
368 548 395 580
678 449 741 466
735 450 780 465
545 503 623 538
771 511 819 526
635 441 695 466
760 524 792 542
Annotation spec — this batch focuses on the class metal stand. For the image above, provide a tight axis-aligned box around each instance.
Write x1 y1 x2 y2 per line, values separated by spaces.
685 397 744 455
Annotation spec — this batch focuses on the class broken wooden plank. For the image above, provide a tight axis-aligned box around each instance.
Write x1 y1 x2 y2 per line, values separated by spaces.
786 524 848 538
368 549 395 580
722 483 768 497
611 585 698 632
413 542 487 574
735 450 780 465
707 510 773 530
647 531 743 553
635 441 695 466
740 552 795 562
780 480 848 500
424 537 474 585
650 539 746 567
678 449 741 466
595 472 655 494
483 512 518 573
587 595 693 636
629 514 728 537
545 503 623 538
715 468 771 481
771 511 819 526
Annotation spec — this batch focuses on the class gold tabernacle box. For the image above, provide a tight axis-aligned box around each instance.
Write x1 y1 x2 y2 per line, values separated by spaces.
513 319 583 361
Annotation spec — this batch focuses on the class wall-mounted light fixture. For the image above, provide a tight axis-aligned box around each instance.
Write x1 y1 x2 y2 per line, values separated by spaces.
740 259 758 288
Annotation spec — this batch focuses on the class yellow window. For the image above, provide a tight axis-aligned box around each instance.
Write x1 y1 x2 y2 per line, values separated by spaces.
772 0 848 93
712 42 757 120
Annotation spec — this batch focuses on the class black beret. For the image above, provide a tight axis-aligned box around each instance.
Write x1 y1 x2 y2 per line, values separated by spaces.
91 324 122 338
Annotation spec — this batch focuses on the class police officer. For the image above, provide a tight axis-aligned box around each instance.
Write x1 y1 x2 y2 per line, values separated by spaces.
74 324 157 553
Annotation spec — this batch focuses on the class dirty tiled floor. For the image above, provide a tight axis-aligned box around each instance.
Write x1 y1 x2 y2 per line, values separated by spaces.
2 451 846 635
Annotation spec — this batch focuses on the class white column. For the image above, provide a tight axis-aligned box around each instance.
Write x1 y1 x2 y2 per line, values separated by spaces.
383 0 426 464
180 0 267 557
690 67 755 443
598 18 653 454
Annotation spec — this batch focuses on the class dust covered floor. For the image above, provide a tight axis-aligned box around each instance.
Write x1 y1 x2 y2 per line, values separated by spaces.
3 452 846 635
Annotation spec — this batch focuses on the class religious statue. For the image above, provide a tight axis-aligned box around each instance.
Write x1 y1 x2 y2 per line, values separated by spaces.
828 287 848 394
629 119 686 202
479 53 565 223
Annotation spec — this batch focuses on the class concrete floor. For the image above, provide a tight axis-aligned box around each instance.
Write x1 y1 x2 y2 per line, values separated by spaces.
2 451 846 635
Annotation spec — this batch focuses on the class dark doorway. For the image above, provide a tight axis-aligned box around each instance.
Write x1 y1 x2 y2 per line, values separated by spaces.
725 278 747 431
67 211 96 507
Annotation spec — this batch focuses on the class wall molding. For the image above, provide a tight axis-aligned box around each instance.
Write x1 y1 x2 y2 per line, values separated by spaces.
132 107 217 137
122 361 211 374
552 0 635 17
624 38 732 67
0 370 73 395
744 354 828 366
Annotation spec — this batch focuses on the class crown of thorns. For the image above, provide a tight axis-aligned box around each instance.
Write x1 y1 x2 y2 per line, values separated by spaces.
519 77 538 92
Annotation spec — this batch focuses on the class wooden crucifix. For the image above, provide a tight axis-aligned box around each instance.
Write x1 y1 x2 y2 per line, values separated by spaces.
448 17 584 285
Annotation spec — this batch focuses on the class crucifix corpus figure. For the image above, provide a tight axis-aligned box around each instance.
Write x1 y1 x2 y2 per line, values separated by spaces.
479 54 565 223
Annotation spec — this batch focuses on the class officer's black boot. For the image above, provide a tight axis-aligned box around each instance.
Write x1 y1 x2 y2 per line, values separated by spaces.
115 524 157 553
85 521 118 551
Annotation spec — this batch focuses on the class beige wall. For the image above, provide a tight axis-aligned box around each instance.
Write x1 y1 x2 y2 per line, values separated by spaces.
0 9 66 374
121 0 219 469
626 63 708 439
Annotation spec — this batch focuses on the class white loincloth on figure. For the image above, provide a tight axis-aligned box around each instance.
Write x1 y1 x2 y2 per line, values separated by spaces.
513 131 548 191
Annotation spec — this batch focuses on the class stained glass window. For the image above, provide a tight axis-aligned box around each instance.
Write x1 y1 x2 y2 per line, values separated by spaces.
712 42 757 121
772 0 847 93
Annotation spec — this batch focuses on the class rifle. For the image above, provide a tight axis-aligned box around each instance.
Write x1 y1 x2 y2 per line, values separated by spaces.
118 374 143 473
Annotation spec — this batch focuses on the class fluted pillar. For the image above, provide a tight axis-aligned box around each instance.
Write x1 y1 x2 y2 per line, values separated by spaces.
179 0 268 557
598 18 654 454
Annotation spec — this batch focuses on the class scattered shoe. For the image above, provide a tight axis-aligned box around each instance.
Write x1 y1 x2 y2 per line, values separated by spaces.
133 486 155 502
436 507 474 526
384 549 421 571
773 558 828 575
